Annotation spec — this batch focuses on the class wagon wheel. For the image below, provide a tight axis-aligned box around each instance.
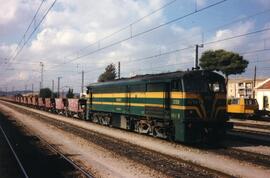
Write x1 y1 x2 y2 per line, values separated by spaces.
80 112 85 120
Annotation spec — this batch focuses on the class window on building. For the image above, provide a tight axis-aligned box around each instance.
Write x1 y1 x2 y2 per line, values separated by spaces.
263 96 269 109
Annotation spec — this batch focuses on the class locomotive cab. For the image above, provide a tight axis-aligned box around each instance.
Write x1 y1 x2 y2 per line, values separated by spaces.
171 71 231 142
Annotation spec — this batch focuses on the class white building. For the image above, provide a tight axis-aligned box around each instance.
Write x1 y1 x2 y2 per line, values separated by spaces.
255 78 270 111
227 78 266 98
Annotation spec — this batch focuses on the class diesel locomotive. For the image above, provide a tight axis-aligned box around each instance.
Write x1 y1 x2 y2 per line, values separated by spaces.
86 70 232 143
8 70 232 143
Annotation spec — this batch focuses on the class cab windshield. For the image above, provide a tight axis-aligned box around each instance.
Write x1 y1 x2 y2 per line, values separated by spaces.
184 76 225 93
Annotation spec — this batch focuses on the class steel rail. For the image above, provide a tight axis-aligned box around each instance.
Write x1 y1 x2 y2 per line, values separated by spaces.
34 134 94 178
0 125 29 178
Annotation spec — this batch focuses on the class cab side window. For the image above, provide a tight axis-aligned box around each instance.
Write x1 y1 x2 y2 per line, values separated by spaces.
231 99 239 105
171 80 182 91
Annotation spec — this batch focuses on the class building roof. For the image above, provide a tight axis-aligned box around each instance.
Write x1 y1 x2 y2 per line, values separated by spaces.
228 78 267 84
256 78 270 90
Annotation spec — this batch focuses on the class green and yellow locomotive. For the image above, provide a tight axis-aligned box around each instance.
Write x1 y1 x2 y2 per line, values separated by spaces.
86 70 232 143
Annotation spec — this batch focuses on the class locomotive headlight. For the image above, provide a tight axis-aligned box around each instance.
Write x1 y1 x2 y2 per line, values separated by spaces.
185 109 198 118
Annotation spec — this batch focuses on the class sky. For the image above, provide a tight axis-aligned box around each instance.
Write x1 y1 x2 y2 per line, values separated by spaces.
0 0 270 93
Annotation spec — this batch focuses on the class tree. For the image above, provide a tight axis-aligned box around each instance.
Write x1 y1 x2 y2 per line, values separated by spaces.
199 49 249 84
66 88 74 98
39 88 52 98
98 63 117 82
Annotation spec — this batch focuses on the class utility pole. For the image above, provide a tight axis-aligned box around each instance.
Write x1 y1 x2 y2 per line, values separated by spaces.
81 70 84 94
40 62 44 89
118 61 120 79
32 84 34 96
57 77 61 98
52 80 54 98
193 44 203 70
253 65 257 99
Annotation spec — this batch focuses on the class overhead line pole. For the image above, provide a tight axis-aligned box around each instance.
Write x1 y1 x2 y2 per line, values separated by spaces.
253 65 257 99
81 70 84 94
52 80 54 98
194 44 203 70
57 77 62 98
118 61 120 79
40 62 44 89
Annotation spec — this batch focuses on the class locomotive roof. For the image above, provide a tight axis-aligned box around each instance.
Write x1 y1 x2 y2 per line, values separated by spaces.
87 70 223 88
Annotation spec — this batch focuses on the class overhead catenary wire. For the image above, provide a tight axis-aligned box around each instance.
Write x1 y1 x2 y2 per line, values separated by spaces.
6 0 270 91
49 0 228 69
162 8 270 47
50 0 178 62
9 4 270 70
3 26 270 91
7 0 58 64
11 6 270 69
41 27 270 76
38 6 270 71
8 0 46 62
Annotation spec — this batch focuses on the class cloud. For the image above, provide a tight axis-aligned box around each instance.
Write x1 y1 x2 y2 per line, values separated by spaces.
206 21 254 51
196 0 207 8
0 0 43 43
257 0 270 6
0 0 17 25
1 0 269 91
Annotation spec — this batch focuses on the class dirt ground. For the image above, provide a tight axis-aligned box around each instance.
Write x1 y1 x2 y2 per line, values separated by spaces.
1 101 270 178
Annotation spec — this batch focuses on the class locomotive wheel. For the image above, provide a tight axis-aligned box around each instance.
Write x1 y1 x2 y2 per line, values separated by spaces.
137 123 150 134
92 115 99 123
153 126 167 139
101 116 110 126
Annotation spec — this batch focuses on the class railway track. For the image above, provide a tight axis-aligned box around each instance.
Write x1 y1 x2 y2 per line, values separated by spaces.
232 122 270 130
33 134 94 178
226 130 270 146
229 119 270 143
2 100 270 177
0 124 29 178
6 103 227 178
211 147 270 169
0 109 94 178
246 117 270 122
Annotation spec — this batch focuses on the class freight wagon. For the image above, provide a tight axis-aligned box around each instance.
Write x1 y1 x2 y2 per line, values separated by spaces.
67 98 86 119
55 98 68 114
